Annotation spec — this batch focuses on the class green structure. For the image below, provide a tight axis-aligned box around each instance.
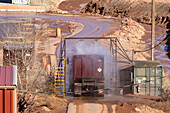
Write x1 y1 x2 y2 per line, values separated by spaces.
120 60 163 96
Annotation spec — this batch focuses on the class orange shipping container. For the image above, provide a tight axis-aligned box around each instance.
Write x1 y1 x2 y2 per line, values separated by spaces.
0 89 13 113
0 90 3 113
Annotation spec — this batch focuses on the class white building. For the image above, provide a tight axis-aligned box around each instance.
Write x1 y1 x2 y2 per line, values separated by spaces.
0 0 29 4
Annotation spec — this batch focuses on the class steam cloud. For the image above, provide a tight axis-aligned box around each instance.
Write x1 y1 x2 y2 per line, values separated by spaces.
66 40 116 94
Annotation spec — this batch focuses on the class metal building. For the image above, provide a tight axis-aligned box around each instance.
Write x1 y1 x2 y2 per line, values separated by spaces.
3 43 34 67
120 60 163 96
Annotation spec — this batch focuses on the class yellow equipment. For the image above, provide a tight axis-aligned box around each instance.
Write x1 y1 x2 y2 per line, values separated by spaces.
54 58 65 98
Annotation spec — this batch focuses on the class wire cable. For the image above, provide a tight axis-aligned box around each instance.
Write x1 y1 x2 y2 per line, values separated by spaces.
135 34 168 53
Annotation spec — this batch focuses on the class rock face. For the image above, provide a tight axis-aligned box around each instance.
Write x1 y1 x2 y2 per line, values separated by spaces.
82 0 169 24
82 0 170 58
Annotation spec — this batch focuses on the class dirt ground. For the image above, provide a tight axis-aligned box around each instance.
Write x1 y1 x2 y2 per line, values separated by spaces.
41 1 170 112
67 96 169 113
1 0 168 113
115 102 166 113
58 0 91 12
149 101 170 113
18 93 169 113
17 93 68 113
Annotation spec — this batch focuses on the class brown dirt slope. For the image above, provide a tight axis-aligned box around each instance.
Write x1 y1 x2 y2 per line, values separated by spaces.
82 0 170 25
82 0 170 58
58 0 91 12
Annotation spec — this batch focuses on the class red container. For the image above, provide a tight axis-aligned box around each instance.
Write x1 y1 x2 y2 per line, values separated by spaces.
0 66 6 86
0 90 3 113
0 89 13 113
74 55 104 79
0 66 13 86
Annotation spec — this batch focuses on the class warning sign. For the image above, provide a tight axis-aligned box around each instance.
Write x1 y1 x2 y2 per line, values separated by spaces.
97 68 102 72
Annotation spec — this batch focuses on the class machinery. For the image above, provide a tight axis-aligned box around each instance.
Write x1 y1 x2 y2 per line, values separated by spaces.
73 55 104 96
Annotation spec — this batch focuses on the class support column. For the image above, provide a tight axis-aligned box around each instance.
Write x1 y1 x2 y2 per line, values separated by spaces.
151 0 155 61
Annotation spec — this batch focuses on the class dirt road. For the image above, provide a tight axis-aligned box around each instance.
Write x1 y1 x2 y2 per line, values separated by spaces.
0 12 120 37
67 95 164 113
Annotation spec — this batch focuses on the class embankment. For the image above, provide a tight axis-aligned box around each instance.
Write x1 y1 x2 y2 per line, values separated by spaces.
82 0 170 58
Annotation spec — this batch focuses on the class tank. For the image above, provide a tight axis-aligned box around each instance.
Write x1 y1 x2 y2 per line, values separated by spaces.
73 55 104 96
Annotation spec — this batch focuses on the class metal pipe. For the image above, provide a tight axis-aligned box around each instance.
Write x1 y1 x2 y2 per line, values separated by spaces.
112 40 131 62
154 67 157 95
115 40 118 93
64 40 66 97
116 61 132 64
59 37 63 67
149 67 151 95
64 37 117 40
117 39 131 61
112 48 131 61
111 41 115 90
110 39 113 89
145 67 147 95
132 49 134 62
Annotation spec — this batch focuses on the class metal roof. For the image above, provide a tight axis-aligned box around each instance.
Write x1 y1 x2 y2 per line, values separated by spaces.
134 60 161 67
3 43 33 50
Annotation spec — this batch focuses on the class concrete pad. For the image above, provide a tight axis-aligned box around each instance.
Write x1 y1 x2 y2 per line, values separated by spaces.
111 105 116 113
67 103 108 113
67 103 77 113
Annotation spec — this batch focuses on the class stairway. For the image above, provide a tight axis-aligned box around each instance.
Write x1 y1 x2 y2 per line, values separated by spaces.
54 58 65 98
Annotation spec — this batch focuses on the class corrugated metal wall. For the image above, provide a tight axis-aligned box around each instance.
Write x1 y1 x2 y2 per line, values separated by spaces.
0 66 13 86
0 89 14 113
119 63 162 96
134 66 162 95
74 55 104 79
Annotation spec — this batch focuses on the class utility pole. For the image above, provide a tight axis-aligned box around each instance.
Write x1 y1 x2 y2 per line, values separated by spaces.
151 0 155 61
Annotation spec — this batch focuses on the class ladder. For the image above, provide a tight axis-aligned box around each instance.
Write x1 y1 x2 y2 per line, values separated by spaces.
54 58 65 98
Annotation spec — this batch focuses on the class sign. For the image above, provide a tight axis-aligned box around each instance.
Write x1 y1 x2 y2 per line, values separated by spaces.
97 68 102 72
